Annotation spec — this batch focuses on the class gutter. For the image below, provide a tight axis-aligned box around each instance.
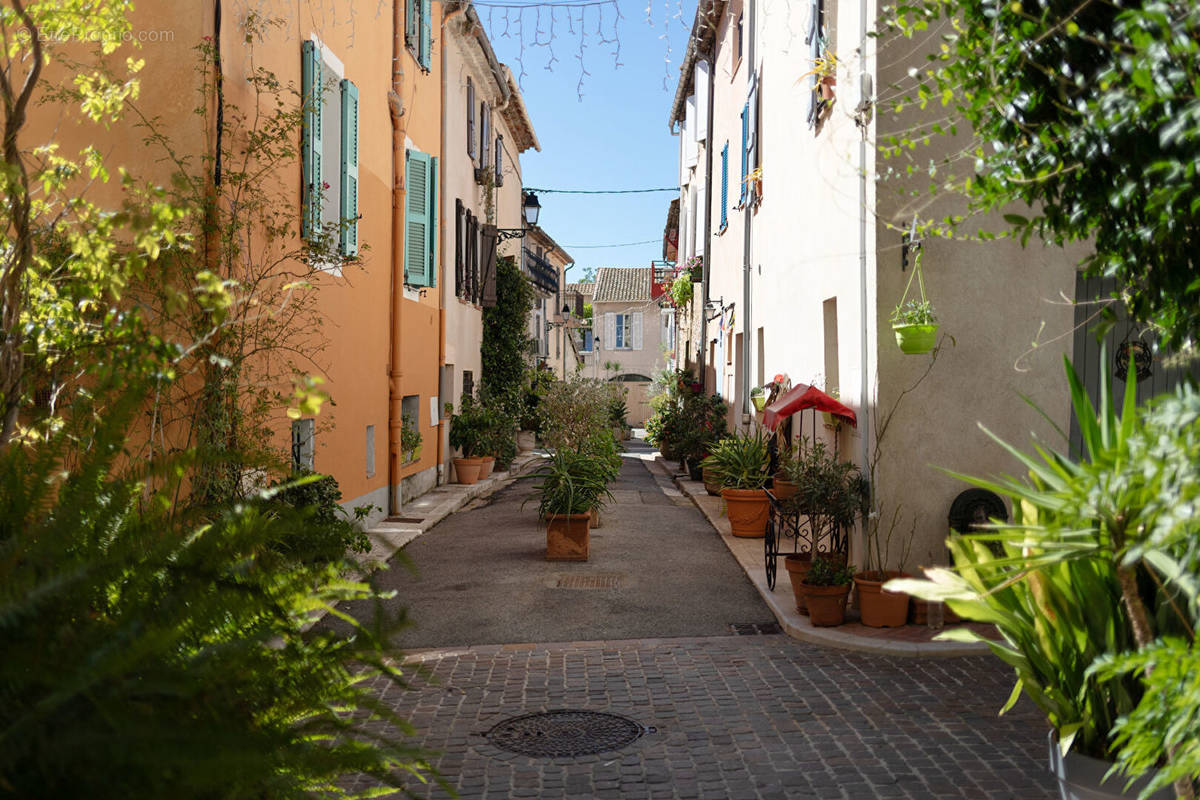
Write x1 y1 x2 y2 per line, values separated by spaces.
387 1 410 515
858 0 872 489
741 0 756 421
699 38 716 388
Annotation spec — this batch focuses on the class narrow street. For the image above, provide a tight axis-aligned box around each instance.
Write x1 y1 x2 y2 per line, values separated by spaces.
341 441 1057 799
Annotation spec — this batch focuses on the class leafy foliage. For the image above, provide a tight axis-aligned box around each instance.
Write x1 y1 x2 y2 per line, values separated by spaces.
482 255 536 404
879 0 1200 348
267 471 370 563
890 356 1199 794
803 556 856 587
0 397 433 797
537 377 612 452
528 448 614 518
781 439 868 548
702 431 771 490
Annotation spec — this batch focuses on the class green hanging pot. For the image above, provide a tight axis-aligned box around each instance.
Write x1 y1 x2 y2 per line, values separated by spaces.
893 323 939 355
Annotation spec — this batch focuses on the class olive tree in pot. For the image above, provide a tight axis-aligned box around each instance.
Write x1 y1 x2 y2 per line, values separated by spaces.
529 449 613 562
889 359 1197 800
702 431 771 538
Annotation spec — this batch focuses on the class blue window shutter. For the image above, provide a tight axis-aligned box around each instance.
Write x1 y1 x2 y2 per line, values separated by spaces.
428 155 438 287
405 0 417 49
405 151 430 285
301 41 322 241
419 0 432 70
720 144 728 230
740 104 748 205
339 79 359 257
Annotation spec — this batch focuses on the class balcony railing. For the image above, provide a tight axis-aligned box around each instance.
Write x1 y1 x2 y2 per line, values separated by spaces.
523 248 559 295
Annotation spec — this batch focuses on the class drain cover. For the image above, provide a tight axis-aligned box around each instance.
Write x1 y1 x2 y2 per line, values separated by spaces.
729 622 782 635
556 573 622 589
482 710 648 757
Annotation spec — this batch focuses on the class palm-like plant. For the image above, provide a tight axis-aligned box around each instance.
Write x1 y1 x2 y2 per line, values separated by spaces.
529 449 614 519
702 431 770 490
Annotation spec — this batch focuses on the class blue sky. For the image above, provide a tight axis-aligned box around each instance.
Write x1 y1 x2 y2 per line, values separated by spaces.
480 1 696 280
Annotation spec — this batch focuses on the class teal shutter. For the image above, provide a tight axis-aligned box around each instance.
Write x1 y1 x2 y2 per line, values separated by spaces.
405 0 417 49
419 0 432 70
720 144 728 230
301 41 323 241
739 103 748 205
428 155 438 287
405 151 430 285
339 79 359 257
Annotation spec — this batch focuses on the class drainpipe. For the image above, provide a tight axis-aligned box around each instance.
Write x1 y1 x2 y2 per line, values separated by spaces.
700 34 716 393
387 1 408 515
740 0 756 423
857 0 873 517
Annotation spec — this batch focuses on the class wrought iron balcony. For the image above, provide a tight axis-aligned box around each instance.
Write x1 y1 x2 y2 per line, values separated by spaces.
523 248 559 295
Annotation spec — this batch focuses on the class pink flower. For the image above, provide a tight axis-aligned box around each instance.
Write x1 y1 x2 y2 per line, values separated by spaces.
322 181 330 190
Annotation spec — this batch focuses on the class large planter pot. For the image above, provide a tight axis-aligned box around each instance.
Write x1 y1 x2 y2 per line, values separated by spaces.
802 583 851 626
855 571 911 627
702 465 722 497
545 513 590 562
479 456 496 480
1048 732 1172 800
721 488 770 538
516 430 536 453
771 476 798 502
783 554 813 614
453 456 484 485
893 323 939 355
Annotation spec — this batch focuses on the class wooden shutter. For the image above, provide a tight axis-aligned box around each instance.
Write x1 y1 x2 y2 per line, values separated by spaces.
405 0 418 49
720 144 728 229
480 103 490 169
604 313 616 350
427 154 438 286
480 224 499 307
405 150 430 285
301 41 322 241
419 0 432 70
495 136 503 186
467 79 476 160
747 77 759 205
339 79 359 256
739 103 749 205
694 60 710 141
631 312 644 351
455 199 464 296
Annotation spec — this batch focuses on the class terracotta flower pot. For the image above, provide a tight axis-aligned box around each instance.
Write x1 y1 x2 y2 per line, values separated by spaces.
772 476 798 501
721 488 769 538
516 430 536 453
479 456 496 479
854 571 912 627
802 583 851 626
453 456 484 485
701 465 722 497
545 513 590 561
783 554 813 614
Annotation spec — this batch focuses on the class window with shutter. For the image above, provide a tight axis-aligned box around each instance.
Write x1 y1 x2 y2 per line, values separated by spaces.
467 79 476 161
495 135 504 186
418 0 432 70
339 79 359 257
301 41 322 241
405 0 418 50
806 0 823 127
455 199 464 297
720 143 729 231
604 313 616 351
405 150 431 286
747 77 759 204
480 103 490 170
428 155 438 287
739 103 749 206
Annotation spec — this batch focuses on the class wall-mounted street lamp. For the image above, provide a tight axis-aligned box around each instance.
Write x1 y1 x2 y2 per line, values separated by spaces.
496 192 542 243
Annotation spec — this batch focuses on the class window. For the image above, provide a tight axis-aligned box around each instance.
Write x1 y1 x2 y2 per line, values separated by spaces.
607 312 642 351
581 328 594 353
466 78 476 161
301 40 359 257
406 0 432 71
405 149 438 287
494 135 504 186
739 103 748 206
615 314 631 349
400 395 420 464
462 370 474 401
365 424 376 477
736 11 744 66
719 143 729 231
479 102 491 171
291 418 314 472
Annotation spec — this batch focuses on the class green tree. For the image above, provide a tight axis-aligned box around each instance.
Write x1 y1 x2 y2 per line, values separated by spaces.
881 0 1200 348
481 254 535 403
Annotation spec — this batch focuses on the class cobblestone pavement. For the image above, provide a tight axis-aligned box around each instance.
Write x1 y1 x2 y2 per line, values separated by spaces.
355 635 1055 799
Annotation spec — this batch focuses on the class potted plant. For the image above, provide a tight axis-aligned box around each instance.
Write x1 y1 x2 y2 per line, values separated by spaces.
801 556 856 627
771 440 798 501
703 430 770 538
400 412 422 464
891 247 940 355
529 449 612 562
888 358 1195 799
854 469 914 627
448 396 488 485
750 385 767 413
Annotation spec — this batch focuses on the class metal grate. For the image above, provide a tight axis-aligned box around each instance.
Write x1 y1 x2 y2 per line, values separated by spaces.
483 710 648 757
729 622 783 636
555 574 623 589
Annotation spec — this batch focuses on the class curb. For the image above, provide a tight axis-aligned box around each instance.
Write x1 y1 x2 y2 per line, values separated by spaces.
646 456 990 658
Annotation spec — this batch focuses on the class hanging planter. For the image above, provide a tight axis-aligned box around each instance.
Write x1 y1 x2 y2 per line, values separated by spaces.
890 245 940 355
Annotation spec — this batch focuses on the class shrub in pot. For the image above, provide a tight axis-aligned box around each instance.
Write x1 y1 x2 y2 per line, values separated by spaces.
890 358 1199 799
780 439 866 563
703 431 770 538
448 396 489 485
801 556 856 627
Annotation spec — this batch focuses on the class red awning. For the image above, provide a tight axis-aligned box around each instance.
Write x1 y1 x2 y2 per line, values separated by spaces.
762 383 857 431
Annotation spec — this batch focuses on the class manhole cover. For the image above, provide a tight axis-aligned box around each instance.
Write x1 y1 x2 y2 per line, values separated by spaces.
482 710 648 757
556 573 622 589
